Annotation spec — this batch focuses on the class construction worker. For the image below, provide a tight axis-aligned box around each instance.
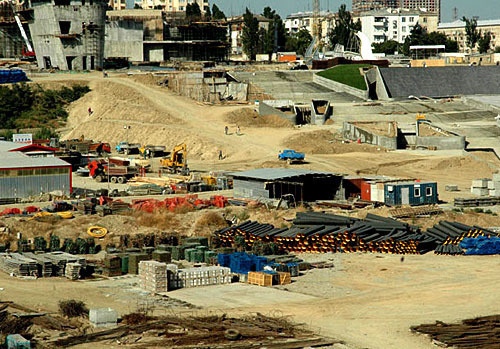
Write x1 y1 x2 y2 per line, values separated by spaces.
236 125 241 136
224 126 228 135
218 150 223 160
88 107 93 116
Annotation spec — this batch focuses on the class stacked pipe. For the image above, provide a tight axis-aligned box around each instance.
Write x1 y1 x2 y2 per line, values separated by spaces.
215 213 429 255
426 221 500 255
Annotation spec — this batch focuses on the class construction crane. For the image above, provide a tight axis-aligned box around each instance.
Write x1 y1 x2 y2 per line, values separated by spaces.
312 0 321 43
8 0 34 59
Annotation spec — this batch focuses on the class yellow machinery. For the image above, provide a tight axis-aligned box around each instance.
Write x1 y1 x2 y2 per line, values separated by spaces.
160 143 190 175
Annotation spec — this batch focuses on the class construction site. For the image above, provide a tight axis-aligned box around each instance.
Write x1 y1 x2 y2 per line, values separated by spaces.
0 0 500 348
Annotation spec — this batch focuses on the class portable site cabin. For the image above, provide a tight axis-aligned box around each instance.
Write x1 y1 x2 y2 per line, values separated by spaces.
384 181 438 206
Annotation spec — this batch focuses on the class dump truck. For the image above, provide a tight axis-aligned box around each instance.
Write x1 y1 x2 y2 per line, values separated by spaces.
278 149 305 164
60 139 111 155
160 143 190 175
116 142 140 155
88 160 138 184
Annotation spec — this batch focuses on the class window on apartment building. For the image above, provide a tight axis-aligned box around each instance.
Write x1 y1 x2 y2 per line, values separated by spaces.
423 17 427 23
59 21 71 34
409 17 414 22
393 31 397 35
54 0 70 5
402 26 406 32
402 17 406 22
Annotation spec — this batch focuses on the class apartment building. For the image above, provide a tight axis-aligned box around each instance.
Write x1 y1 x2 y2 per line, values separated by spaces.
359 8 437 44
400 0 440 20
284 11 335 40
142 0 209 12
352 0 399 13
438 19 500 53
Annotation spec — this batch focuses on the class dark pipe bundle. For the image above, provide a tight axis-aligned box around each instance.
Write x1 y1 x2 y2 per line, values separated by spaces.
216 213 430 255
426 221 500 255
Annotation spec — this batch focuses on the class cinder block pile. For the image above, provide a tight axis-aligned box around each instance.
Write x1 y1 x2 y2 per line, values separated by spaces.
173 266 231 289
65 262 81 280
139 260 168 293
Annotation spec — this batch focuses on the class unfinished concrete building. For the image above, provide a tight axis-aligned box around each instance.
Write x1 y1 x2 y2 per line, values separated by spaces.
0 3 30 58
28 0 106 70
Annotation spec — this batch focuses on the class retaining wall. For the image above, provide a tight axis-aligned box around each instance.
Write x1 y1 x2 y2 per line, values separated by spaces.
259 101 297 124
313 74 368 100
343 121 398 149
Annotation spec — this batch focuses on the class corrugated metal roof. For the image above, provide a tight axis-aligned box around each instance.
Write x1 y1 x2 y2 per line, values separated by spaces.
0 141 22 152
231 168 339 181
438 19 500 29
0 151 70 169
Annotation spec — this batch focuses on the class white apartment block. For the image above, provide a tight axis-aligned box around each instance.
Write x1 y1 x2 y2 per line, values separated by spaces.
142 0 208 12
285 11 335 41
359 8 437 44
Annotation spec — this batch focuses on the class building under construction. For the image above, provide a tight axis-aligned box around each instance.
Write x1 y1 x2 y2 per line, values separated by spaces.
28 0 106 70
0 2 30 58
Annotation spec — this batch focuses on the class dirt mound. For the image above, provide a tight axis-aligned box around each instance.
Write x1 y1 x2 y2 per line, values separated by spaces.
431 157 494 174
283 130 383 154
224 108 293 128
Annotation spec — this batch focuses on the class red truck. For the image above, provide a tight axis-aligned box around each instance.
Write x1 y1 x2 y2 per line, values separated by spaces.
88 160 138 184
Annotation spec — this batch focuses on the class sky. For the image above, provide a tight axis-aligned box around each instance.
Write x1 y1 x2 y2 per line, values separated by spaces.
211 0 499 22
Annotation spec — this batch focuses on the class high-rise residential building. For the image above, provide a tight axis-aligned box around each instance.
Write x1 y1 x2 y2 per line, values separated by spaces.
352 0 400 13
400 0 440 20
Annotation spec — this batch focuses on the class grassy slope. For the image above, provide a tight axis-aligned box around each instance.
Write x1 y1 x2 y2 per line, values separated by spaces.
317 64 372 91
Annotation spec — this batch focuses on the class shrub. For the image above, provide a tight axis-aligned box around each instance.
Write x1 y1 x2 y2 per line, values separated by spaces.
58 299 88 318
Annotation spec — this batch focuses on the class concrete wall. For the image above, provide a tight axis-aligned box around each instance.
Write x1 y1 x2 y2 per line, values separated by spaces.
104 20 143 61
233 179 270 200
144 44 163 62
343 121 398 149
227 82 248 101
259 101 297 124
29 0 106 70
365 67 390 101
313 73 368 100
413 135 465 150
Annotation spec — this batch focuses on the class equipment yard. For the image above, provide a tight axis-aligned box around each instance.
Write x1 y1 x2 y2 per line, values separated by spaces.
1 70 500 349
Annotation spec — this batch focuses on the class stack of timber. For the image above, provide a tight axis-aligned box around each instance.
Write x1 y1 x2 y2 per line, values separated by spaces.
454 196 500 207
65 263 82 280
0 253 38 276
43 252 86 276
22 252 53 277
389 205 442 218
411 315 500 348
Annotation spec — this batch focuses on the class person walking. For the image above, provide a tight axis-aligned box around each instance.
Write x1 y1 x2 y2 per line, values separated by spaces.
236 125 241 136
88 107 93 116
224 126 228 135
218 150 223 160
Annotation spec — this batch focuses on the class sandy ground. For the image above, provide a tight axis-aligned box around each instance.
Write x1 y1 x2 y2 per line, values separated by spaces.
1 253 499 349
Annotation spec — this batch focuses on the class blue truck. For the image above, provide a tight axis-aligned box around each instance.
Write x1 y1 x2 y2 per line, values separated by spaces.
278 149 305 164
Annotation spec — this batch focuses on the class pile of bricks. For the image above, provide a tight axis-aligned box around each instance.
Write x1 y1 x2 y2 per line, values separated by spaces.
139 261 167 293
168 266 231 290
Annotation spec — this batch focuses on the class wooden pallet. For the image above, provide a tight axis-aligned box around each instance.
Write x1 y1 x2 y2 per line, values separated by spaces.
390 206 443 218
247 272 273 287
278 272 291 285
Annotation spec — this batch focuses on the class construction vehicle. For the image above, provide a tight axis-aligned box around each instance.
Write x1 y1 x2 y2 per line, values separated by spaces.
59 139 111 155
88 160 138 184
116 142 140 155
278 149 305 164
160 143 189 175
139 145 166 158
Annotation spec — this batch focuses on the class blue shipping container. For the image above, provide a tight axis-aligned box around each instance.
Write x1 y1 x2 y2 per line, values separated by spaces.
384 181 438 206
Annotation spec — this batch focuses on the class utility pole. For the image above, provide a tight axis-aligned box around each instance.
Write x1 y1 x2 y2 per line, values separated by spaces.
453 7 458 21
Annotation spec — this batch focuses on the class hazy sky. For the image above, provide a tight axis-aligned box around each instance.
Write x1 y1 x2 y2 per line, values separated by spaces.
211 0 499 22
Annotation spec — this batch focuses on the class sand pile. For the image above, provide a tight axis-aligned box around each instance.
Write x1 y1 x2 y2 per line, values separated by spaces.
224 108 293 128
282 130 382 154
431 157 494 175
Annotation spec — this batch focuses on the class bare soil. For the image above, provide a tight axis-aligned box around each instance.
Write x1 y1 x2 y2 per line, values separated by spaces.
224 108 293 128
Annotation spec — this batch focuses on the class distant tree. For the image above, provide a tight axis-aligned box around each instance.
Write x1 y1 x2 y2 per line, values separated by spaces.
328 4 361 49
133 3 141 9
462 16 481 52
286 29 313 56
242 8 259 60
204 5 211 20
262 6 276 20
153 5 162 9
478 31 492 53
186 3 201 21
401 25 459 55
495 46 500 53
212 4 226 20
372 40 399 55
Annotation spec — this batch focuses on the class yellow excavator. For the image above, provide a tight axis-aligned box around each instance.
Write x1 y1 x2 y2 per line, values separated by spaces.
160 143 190 175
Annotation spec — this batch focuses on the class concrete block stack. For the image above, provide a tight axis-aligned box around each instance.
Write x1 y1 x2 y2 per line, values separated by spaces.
489 173 500 197
139 260 168 293
169 266 231 289
89 308 117 328
103 255 122 277
471 178 490 197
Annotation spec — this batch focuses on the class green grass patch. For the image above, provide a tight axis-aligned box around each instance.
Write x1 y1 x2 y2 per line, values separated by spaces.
317 64 372 91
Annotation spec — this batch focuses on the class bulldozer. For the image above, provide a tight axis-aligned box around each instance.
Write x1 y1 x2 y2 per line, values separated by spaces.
160 143 190 175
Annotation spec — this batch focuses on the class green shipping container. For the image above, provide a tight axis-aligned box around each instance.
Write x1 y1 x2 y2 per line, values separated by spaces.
121 255 129 274
192 251 204 263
